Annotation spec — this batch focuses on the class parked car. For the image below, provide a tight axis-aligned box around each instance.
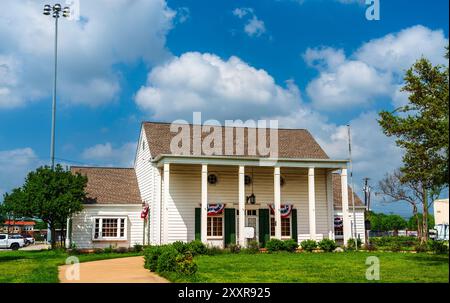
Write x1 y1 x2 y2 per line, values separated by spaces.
0 234 25 250
22 234 35 246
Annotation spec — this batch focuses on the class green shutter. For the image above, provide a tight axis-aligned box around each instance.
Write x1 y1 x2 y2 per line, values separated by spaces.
292 209 298 243
259 209 270 247
224 208 236 246
195 208 201 240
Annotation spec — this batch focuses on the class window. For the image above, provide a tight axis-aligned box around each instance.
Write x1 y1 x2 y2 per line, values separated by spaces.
270 216 291 237
93 217 127 240
0 235 6 240
207 216 223 237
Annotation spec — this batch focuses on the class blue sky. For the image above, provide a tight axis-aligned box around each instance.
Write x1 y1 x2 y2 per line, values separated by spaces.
0 0 448 217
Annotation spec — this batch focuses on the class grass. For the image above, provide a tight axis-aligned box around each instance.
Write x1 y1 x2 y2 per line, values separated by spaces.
161 252 449 283
0 249 140 283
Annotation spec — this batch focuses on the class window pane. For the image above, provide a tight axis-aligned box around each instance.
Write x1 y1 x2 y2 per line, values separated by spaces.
207 217 212 236
94 218 99 239
270 217 275 237
281 217 290 237
120 218 125 237
101 218 118 237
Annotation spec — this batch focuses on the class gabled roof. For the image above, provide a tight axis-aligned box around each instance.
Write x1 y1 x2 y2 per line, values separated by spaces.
332 173 364 208
71 167 141 204
142 121 329 160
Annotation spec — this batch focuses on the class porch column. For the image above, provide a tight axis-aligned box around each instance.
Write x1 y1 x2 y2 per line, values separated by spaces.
201 164 208 244
163 163 170 244
326 170 335 240
274 166 282 239
238 166 246 247
308 167 316 240
341 168 351 243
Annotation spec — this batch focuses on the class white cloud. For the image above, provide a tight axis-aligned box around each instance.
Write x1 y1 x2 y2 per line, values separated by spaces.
233 7 266 37
81 142 137 167
176 7 190 24
0 148 43 199
244 16 266 37
135 52 300 121
304 25 448 110
0 0 176 108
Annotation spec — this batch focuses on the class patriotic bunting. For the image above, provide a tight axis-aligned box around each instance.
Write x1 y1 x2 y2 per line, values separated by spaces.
207 203 225 216
268 204 293 218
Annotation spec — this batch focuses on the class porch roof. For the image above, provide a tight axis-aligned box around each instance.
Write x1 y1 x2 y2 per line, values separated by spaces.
152 154 348 169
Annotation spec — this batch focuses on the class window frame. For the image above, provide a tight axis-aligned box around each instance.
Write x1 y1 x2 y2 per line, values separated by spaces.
206 214 224 239
270 214 292 239
92 217 128 241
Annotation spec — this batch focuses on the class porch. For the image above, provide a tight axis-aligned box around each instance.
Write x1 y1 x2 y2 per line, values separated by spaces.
153 157 352 248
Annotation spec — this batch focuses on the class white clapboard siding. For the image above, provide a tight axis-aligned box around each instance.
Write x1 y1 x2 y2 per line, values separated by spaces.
163 165 330 243
71 205 143 249
335 209 366 243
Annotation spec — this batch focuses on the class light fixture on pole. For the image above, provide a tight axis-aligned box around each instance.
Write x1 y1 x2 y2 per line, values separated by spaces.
43 3 70 170
43 3 70 244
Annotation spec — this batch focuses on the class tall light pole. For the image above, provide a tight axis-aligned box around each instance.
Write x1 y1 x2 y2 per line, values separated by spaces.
43 4 70 170
43 4 70 244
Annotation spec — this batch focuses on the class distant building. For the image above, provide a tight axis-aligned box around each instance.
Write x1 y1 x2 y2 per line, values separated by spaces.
1 220 36 235
434 198 449 240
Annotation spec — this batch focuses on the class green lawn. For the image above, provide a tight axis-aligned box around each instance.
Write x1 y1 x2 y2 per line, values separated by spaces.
162 252 449 283
0 249 140 283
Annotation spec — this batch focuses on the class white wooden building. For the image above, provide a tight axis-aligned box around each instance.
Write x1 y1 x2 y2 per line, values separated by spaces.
68 122 365 249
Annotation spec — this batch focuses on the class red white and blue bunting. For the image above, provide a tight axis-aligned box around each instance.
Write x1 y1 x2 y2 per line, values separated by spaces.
268 204 293 218
207 204 225 216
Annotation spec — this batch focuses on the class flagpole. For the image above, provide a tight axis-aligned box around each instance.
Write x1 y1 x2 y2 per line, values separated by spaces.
347 125 358 249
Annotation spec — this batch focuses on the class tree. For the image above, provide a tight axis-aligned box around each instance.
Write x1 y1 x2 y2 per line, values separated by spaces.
2 165 87 249
382 215 407 236
378 48 449 243
408 213 435 231
378 169 427 239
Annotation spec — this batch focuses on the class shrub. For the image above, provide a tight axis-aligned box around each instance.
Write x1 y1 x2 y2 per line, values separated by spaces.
414 243 429 253
144 245 166 272
246 240 260 253
371 236 418 248
362 243 377 251
172 241 189 254
318 239 337 252
283 239 298 252
428 240 449 254
156 246 179 273
388 242 402 252
300 240 317 252
187 240 207 256
228 244 241 254
133 244 143 253
175 252 198 275
104 245 115 253
346 238 362 251
93 248 104 254
115 247 128 254
266 239 286 252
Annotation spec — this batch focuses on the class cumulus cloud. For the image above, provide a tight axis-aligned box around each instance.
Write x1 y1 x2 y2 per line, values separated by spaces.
81 142 137 167
0 0 176 108
233 7 266 37
135 52 300 121
304 25 448 110
0 148 44 199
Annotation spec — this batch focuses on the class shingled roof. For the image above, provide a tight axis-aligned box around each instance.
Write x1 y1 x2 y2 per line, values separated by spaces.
332 173 364 209
71 167 141 204
143 122 329 159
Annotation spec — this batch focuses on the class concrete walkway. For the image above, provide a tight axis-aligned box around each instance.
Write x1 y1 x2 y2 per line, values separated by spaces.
58 256 168 283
